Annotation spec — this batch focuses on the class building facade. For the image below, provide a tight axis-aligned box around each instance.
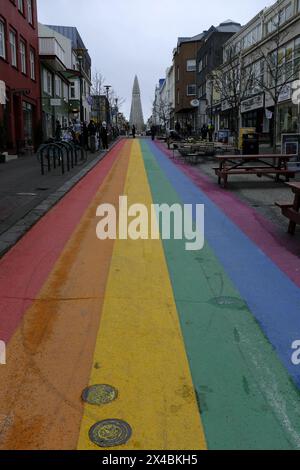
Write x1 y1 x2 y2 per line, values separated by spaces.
39 23 71 140
46 25 92 123
196 20 241 130
214 0 300 145
173 33 204 133
0 0 41 154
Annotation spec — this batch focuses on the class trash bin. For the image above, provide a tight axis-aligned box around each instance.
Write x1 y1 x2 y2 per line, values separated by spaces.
242 133 259 155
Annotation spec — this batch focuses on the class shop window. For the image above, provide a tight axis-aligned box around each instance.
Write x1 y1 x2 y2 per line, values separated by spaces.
278 104 299 141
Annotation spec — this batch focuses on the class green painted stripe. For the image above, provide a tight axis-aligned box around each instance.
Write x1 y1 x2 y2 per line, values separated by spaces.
140 140 300 450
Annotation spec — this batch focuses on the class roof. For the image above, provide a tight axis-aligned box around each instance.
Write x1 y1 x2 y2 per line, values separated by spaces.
177 32 206 47
45 25 91 65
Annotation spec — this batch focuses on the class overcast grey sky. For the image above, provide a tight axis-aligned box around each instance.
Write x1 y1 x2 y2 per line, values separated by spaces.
37 0 274 120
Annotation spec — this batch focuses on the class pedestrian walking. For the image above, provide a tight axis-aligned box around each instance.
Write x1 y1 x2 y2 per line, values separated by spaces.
151 125 156 141
132 125 136 139
82 122 89 149
208 123 215 142
101 122 108 150
201 124 208 141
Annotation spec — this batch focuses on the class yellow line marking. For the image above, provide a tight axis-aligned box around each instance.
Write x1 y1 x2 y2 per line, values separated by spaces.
77 140 207 450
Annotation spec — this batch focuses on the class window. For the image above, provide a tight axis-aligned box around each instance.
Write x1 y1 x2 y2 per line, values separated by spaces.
27 0 33 25
30 49 35 79
70 81 75 99
55 76 62 97
0 20 5 59
63 83 68 100
20 40 26 73
18 0 24 14
9 31 17 67
177 66 180 81
187 59 196 72
187 84 196 96
198 59 203 72
177 90 180 105
43 69 52 95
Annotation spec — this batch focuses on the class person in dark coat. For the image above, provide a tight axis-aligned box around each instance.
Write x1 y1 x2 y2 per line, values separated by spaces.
100 122 108 150
82 122 89 149
55 120 62 141
151 125 156 141
201 124 208 141
132 125 136 139
175 121 181 134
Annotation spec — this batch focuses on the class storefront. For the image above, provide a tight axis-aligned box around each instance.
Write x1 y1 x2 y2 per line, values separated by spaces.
277 102 299 142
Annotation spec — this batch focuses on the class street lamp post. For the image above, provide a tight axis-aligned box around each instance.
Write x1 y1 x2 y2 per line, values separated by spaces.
104 85 111 124
75 48 88 123
115 98 118 129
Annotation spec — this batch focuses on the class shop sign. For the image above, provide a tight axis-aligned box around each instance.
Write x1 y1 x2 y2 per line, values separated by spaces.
282 133 300 171
50 99 62 106
221 99 232 111
241 94 264 114
0 81 6 105
278 84 292 103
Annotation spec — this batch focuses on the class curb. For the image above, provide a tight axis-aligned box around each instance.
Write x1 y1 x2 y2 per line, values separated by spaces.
0 138 123 259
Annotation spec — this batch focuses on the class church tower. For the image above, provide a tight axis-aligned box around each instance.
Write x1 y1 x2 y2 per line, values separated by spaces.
129 76 144 133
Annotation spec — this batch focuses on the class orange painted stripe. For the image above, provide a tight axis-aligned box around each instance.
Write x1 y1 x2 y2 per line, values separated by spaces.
0 141 132 450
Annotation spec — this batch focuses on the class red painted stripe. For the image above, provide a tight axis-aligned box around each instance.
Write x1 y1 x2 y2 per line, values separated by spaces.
156 141 300 288
0 140 126 343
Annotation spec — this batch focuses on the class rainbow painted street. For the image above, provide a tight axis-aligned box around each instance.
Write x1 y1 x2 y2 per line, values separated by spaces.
0 139 300 450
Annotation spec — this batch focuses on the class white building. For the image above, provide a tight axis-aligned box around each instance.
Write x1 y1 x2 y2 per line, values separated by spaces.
214 0 300 144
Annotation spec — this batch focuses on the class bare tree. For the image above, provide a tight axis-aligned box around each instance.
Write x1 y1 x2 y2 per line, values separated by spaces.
209 50 255 147
91 70 105 125
152 96 172 131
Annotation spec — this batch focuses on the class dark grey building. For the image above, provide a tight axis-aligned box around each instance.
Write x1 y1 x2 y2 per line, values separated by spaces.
196 20 241 130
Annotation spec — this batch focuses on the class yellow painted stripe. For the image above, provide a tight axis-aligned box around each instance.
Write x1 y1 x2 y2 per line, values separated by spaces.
77 140 207 451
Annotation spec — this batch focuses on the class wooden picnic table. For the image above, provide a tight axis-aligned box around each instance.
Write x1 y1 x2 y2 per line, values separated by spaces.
275 182 300 235
214 154 294 188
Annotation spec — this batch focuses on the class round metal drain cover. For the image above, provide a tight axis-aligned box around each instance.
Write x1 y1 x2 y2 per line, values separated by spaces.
82 384 118 406
89 419 132 447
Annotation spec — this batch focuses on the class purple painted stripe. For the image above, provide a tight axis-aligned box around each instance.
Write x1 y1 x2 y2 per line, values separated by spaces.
155 141 300 288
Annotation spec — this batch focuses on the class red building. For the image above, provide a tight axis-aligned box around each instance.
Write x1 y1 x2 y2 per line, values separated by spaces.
0 0 41 154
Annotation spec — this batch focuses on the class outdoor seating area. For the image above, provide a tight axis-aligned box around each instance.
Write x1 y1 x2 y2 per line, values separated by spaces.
214 154 295 188
275 182 300 235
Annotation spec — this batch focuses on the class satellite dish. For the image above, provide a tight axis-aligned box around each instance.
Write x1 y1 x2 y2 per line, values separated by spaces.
190 99 200 108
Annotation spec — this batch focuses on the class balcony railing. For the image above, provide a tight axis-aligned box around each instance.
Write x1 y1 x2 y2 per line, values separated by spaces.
39 37 65 65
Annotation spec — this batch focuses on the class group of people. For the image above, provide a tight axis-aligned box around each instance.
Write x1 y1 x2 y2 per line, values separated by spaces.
55 119 112 151
200 123 215 142
174 120 216 142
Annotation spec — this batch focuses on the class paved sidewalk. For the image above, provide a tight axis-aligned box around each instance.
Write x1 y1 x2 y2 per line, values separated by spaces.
0 140 121 256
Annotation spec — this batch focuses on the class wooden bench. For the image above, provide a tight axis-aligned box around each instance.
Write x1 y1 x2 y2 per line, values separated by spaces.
275 182 300 234
214 154 294 188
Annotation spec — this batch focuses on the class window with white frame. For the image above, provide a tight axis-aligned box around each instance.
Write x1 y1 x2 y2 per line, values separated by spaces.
20 40 26 74
55 76 62 97
70 81 76 99
27 0 33 25
0 20 6 59
187 59 196 72
18 0 24 14
30 49 35 79
10 31 17 67
187 84 196 96
43 69 52 95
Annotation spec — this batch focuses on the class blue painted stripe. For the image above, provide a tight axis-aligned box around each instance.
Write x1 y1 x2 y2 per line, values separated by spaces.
146 140 300 389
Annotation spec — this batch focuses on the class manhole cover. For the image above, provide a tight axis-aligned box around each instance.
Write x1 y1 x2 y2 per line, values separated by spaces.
210 296 246 310
82 384 118 405
89 419 132 448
